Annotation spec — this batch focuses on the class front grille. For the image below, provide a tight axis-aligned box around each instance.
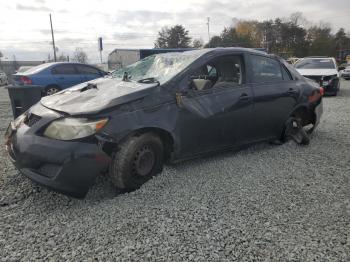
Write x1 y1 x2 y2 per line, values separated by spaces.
24 113 42 127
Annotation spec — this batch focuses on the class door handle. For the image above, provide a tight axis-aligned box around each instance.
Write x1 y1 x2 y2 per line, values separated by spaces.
239 93 250 100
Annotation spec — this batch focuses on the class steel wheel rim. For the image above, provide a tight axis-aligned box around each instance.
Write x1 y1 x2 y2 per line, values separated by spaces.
46 87 59 95
132 145 155 177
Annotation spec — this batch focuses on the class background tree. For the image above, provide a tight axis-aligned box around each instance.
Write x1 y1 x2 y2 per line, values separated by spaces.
307 25 335 56
203 14 339 58
334 28 350 51
57 53 68 62
192 38 204 48
72 48 88 64
154 25 192 48
205 36 222 48
235 20 260 47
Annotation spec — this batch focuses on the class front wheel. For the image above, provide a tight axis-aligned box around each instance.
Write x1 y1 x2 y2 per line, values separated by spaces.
109 133 164 191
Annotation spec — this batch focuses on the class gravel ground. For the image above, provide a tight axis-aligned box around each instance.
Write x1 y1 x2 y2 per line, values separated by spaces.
0 81 350 261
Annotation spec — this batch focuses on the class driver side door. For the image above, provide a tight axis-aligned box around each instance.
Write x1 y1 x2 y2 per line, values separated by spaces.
175 53 255 157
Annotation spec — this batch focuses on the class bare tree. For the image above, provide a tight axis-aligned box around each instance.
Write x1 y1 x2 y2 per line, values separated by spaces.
57 53 68 62
72 48 88 64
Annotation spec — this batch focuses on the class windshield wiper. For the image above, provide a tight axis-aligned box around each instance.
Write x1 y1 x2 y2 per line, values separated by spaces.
137 77 160 86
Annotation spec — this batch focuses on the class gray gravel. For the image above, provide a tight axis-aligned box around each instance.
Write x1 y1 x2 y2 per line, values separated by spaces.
1 81 350 261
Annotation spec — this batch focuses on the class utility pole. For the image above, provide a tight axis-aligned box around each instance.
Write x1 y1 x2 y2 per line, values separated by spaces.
98 37 103 64
49 14 57 62
207 17 211 48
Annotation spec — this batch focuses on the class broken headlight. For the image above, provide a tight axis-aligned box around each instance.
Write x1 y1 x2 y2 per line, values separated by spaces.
13 113 27 128
43 118 108 140
322 74 338 86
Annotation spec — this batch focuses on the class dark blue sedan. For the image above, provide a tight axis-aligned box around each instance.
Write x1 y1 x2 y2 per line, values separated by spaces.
12 62 107 95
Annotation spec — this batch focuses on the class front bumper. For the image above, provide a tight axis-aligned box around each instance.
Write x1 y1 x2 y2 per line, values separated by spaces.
5 121 111 198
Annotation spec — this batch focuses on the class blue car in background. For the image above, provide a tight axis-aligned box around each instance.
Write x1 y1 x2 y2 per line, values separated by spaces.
12 62 107 95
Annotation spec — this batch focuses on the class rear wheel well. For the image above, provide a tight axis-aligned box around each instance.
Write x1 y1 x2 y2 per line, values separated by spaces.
44 84 61 96
291 106 313 126
45 84 61 90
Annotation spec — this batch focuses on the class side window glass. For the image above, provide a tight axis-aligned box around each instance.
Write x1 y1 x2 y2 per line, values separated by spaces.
207 65 217 78
281 65 292 80
77 65 100 75
250 55 283 83
189 55 244 91
52 65 77 75
215 56 243 85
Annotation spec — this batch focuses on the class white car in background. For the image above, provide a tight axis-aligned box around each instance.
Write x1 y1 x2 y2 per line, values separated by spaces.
340 66 350 80
0 71 9 86
294 57 340 96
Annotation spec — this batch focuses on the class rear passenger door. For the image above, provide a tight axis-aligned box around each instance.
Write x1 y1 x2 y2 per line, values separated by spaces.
76 65 104 82
248 54 300 141
51 64 83 88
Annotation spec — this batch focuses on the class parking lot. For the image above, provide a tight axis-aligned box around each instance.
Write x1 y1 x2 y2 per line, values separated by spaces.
0 80 349 260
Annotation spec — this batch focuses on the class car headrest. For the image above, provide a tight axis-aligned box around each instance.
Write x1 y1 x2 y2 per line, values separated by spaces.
192 79 212 91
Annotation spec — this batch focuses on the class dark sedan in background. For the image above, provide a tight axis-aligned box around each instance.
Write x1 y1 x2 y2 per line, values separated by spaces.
5 48 323 198
12 62 107 95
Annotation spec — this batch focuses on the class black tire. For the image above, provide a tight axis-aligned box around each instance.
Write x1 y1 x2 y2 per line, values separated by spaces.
293 125 310 145
283 117 310 145
109 133 164 191
44 85 61 96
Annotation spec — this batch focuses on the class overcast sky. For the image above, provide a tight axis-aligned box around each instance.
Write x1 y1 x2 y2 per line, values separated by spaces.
0 0 349 63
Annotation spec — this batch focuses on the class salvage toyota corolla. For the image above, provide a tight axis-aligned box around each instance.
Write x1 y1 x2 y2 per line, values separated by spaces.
5 48 323 198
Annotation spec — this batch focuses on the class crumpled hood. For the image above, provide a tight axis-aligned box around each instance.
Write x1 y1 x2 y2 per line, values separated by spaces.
40 77 158 115
296 68 338 77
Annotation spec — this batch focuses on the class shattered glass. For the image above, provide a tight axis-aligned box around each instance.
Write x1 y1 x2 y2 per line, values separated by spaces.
111 49 209 84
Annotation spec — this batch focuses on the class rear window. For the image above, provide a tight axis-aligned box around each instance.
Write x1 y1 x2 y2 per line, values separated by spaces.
52 64 77 75
23 63 52 74
294 59 335 69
